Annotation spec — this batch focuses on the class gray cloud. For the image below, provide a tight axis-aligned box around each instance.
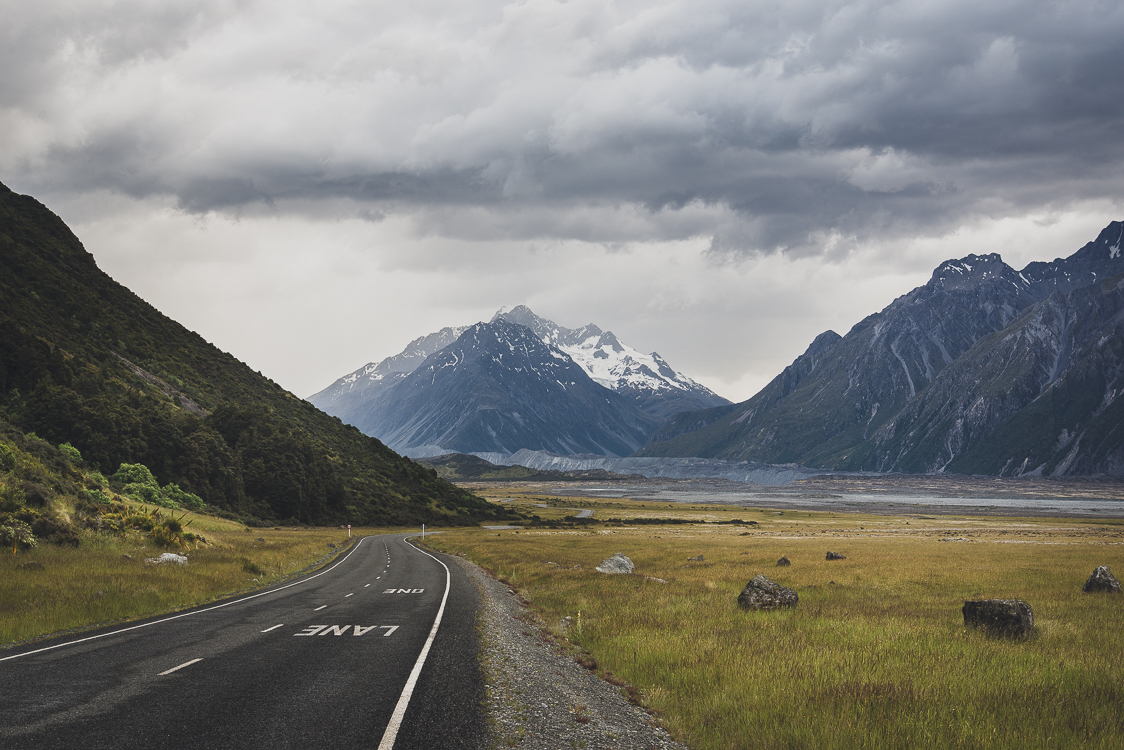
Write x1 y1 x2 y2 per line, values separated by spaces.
4 0 1124 258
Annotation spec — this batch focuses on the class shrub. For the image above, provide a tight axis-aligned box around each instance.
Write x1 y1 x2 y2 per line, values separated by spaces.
0 519 36 553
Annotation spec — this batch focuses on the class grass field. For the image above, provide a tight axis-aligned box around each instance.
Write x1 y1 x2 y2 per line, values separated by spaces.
0 507 364 646
430 491 1124 749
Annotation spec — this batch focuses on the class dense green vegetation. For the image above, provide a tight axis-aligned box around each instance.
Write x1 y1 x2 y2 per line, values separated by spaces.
0 181 511 527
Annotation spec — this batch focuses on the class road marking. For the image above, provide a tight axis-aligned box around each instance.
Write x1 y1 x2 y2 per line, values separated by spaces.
377 539 451 750
159 658 202 675
260 624 284 633
383 588 424 594
345 593 354 598
293 624 398 637
364 584 371 588
0 536 372 663
314 605 328 611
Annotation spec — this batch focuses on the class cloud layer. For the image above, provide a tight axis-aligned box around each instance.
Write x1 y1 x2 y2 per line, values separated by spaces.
6 0 1124 255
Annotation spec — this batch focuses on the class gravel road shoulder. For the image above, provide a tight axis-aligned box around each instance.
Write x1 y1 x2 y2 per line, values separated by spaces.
446 555 686 750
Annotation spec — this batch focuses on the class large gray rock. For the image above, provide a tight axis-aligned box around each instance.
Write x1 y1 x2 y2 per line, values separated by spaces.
145 552 188 566
1083 566 1122 594
962 599 1034 637
737 575 798 611
826 551 846 560
595 553 634 574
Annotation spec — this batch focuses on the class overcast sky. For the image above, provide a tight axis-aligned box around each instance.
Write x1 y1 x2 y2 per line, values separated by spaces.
3 0 1123 403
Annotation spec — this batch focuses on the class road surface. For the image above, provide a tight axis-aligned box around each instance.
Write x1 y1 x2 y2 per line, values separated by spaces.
0 533 485 750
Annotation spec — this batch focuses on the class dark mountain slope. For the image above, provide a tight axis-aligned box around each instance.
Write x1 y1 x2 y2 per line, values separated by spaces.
0 181 496 525
637 221 1124 475
349 320 660 456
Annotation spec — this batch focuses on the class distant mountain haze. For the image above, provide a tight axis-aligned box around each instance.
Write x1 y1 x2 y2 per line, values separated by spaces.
639 221 1124 477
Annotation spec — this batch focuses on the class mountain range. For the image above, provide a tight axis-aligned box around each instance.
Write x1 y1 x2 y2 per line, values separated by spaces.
640 222 1124 477
309 306 728 456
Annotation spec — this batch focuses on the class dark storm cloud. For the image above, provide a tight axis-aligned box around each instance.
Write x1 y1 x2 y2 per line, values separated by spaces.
4 0 1124 255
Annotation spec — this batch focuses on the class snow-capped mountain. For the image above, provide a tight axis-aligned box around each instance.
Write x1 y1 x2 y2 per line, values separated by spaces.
492 305 730 420
320 319 661 456
310 306 729 435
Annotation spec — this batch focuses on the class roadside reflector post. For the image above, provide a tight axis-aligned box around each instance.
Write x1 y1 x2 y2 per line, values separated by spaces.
348 524 352 538
422 524 425 541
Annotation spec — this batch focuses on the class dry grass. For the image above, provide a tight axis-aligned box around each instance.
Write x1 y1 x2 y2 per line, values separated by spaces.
0 510 381 646
432 497 1124 749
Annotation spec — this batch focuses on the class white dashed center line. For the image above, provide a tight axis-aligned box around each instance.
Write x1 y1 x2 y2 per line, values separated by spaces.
345 593 354 598
159 658 202 676
314 605 328 611
260 624 284 633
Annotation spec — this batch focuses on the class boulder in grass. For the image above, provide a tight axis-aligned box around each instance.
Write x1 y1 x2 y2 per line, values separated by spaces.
826 551 846 560
596 553 634 574
737 574 798 611
962 599 1034 637
145 552 188 566
687 555 705 562
776 556 791 567
1082 566 1122 594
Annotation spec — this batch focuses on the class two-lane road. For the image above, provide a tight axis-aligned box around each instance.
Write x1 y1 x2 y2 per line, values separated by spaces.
0 534 486 749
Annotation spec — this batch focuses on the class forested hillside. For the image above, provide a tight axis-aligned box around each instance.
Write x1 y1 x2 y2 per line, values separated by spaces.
0 182 504 526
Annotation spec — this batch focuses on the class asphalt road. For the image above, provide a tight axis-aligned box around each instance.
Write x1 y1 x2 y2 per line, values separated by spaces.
0 533 486 750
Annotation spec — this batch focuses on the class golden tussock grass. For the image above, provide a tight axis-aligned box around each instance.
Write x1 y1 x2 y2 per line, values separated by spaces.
432 500 1124 749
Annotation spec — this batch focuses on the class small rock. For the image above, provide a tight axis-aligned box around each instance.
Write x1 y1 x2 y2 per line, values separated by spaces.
595 553 634 574
338 525 346 530
687 555 704 562
545 561 561 567
256 537 265 542
645 576 669 584
776 556 791 567
963 599 1034 637
737 574 798 611
560 616 573 630
1083 566 1122 594
121 554 133 560
826 551 846 560
145 552 188 566
570 565 582 571
252 578 259 584
327 543 337 549
17 561 45 571
94 590 105 598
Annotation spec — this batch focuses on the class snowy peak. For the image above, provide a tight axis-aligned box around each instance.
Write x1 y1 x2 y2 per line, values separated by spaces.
929 253 1022 291
491 305 728 413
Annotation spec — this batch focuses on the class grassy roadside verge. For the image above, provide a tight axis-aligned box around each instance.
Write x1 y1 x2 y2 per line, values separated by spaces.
429 496 1124 749
0 513 394 646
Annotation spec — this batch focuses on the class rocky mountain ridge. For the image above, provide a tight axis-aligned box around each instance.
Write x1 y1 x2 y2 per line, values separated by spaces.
639 221 1124 476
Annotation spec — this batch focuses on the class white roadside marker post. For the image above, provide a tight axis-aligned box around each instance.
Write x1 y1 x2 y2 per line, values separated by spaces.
422 524 425 542
348 524 351 538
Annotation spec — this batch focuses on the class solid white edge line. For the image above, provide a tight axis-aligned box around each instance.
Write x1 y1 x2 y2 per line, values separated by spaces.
376 536 451 750
158 657 202 675
0 537 370 663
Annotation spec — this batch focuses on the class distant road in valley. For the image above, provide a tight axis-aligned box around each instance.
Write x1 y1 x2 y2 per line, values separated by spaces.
0 534 486 750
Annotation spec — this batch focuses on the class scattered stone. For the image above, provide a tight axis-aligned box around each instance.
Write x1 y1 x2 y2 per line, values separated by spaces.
645 576 669 584
256 537 265 542
252 578 259 584
327 543 337 549
121 554 133 560
687 555 705 562
570 565 582 571
737 574 798 611
595 553 634 574
338 525 346 530
545 561 561 567
1083 566 1122 594
776 556 791 567
94 590 105 598
962 599 1035 637
145 552 188 566
560 616 573 631
826 551 847 560
17 561 44 571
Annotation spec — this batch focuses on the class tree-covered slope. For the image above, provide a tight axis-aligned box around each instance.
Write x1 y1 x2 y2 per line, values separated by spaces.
0 181 500 526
